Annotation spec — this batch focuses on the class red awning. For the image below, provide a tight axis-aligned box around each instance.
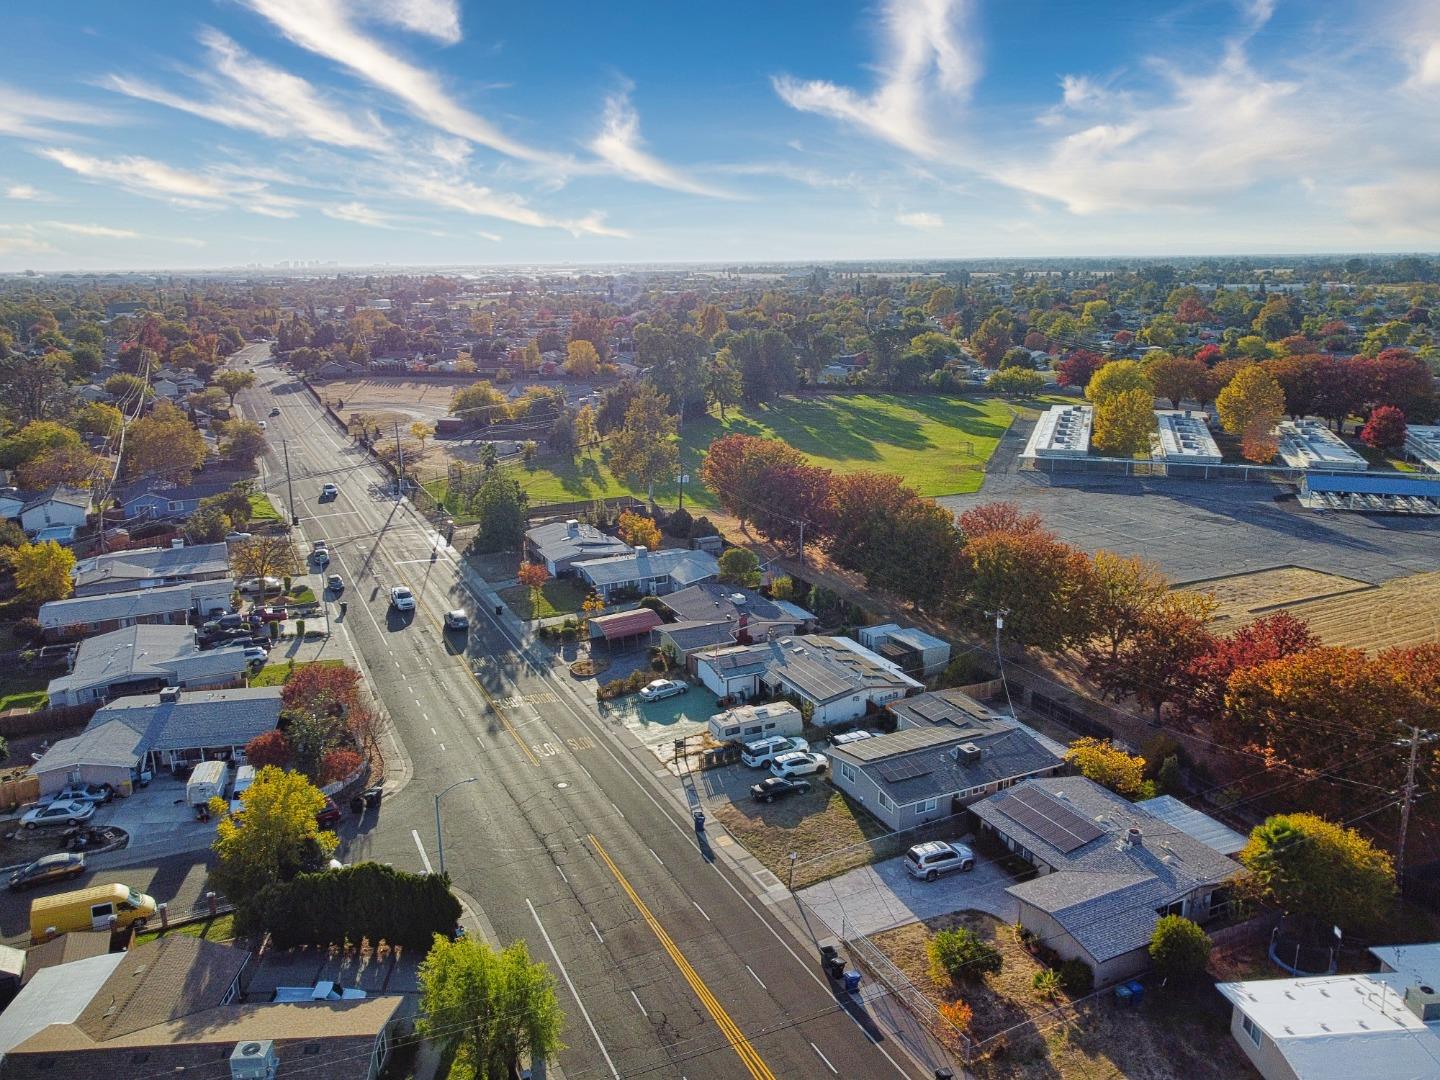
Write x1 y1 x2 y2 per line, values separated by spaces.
591 608 663 641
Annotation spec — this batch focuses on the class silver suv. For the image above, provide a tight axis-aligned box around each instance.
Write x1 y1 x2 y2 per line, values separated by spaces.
904 841 975 881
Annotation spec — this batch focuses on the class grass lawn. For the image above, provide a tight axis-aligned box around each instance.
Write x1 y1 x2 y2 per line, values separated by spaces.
249 658 345 687
287 584 318 606
713 786 902 889
136 912 235 945
873 910 1249 1080
499 578 590 620
439 393 1013 511
0 671 50 713
1353 444 1418 472
248 492 282 523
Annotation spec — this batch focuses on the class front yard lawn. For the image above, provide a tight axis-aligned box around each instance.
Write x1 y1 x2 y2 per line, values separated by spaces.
499 578 590 621
248 658 345 687
713 785 900 889
248 492 282 523
872 910 1250 1080
0 671 50 713
136 912 235 945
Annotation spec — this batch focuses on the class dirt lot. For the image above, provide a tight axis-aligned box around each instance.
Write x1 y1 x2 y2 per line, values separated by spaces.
871 910 1254 1080
317 378 459 422
1272 569 1440 652
1180 565 1372 624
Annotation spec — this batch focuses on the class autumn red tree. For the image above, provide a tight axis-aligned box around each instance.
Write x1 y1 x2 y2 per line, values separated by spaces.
1360 405 1407 451
320 748 364 785
281 663 364 719
752 460 831 548
1184 612 1320 727
701 433 813 530
824 472 924 569
953 530 1097 651
244 730 293 768
1088 594 1217 722
1364 350 1436 422
1055 350 1106 390
1193 344 1222 366
517 562 550 591
957 501 1044 541
1144 353 1210 409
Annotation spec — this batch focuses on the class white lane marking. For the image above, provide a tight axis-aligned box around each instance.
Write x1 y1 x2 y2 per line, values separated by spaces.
590 920 603 944
556 865 568 884
746 965 766 989
610 801 624 818
693 901 710 922
648 847 663 865
812 1043 838 1075
411 830 433 874
431 727 437 736
631 990 648 1017
526 899 620 1080
439 743 445 751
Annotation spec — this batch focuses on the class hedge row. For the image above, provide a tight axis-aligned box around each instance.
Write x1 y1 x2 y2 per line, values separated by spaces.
260 861 460 950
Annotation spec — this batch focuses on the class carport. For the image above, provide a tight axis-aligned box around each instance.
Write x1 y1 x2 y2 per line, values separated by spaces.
589 608 662 649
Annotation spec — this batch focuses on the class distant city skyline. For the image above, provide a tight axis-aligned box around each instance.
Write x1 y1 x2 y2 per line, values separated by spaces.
1 0 1438 270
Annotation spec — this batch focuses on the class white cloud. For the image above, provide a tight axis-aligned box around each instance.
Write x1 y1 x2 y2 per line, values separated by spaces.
589 86 733 198
40 221 138 238
0 85 114 141
400 171 627 236
322 201 397 228
896 211 944 228
37 147 301 218
476 229 501 242
355 0 461 44
5 184 46 200
239 0 560 165
773 0 977 158
102 29 388 151
0 227 55 256
1344 171 1440 239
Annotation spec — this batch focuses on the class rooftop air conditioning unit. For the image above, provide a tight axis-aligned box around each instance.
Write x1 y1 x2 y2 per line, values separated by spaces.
229 1040 279 1080
953 742 982 765
1406 984 1440 1023
159 686 181 703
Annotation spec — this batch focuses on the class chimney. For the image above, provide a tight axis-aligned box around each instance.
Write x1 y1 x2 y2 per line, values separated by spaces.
737 612 751 645
1127 826 1143 846
565 519 580 538
953 742 982 765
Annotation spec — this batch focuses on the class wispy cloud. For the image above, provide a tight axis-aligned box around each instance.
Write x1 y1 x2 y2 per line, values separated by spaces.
400 171 626 236
355 0 462 45
40 221 138 238
896 211 944 228
102 29 388 151
0 85 114 141
589 85 733 198
5 184 47 201
1344 171 1440 240
239 0 562 165
773 0 977 159
36 147 301 217
322 201 398 228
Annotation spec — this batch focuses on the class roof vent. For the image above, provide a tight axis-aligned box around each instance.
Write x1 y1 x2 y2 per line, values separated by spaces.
953 742 982 765
159 687 181 703
229 1041 278 1080
1127 826 1142 846
1405 984 1440 1022
565 519 580 537
635 546 647 555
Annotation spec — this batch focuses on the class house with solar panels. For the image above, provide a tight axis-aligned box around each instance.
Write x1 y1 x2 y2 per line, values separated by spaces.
971 776 1242 985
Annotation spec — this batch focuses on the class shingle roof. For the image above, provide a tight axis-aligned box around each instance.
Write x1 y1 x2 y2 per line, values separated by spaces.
766 636 921 702
72 543 229 593
89 685 283 752
889 688 1003 732
20 486 91 513
526 520 633 564
0 953 126 1058
831 722 1063 804
46 625 248 699
74 935 247 1041
38 581 198 630
30 720 145 774
577 547 719 588
116 471 254 509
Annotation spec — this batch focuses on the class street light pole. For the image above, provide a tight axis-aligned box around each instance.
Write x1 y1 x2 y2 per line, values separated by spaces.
434 777 478 878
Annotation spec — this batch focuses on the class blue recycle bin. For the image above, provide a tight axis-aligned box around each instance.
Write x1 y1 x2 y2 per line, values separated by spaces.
843 970 863 992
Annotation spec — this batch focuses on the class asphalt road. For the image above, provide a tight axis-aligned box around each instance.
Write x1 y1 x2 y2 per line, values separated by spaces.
239 349 928 1080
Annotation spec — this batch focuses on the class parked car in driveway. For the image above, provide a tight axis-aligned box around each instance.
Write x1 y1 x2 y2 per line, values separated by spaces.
43 783 112 806
904 841 975 881
389 586 416 611
242 646 268 665
22 800 96 829
740 736 809 768
9 852 86 892
749 777 811 803
254 605 288 622
238 576 282 594
638 678 687 702
769 751 827 779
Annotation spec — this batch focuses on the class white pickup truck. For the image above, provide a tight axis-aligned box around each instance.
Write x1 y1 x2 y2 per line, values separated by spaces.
271 980 366 1003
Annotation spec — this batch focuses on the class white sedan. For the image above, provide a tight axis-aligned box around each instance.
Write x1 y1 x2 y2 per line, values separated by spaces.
769 752 828 779
389 586 416 611
444 609 470 630
638 679 687 702
22 800 96 829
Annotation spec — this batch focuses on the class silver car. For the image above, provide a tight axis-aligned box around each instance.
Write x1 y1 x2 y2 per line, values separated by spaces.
22 800 96 829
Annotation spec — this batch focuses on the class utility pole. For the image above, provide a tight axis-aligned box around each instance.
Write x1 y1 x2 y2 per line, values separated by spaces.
797 519 807 569
987 609 1016 718
435 777 477 878
1398 725 1422 886
283 439 298 526
394 421 403 500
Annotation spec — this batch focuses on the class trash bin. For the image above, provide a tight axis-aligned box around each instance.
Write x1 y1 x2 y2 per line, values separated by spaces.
1114 984 1133 1006
362 787 383 808
1125 979 1145 1003
350 795 365 814
843 970 862 992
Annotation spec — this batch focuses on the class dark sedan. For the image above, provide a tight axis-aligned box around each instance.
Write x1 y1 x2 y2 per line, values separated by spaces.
749 777 811 804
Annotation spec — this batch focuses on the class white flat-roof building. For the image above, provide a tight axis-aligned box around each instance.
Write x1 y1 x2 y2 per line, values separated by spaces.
1153 409 1222 465
1218 943 1440 1080
1023 404 1093 460
1275 419 1369 472
1405 425 1440 474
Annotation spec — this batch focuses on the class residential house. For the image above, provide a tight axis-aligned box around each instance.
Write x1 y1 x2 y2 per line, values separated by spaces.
114 470 255 522
1217 943 1440 1080
30 685 284 791
0 935 403 1080
656 583 815 661
856 623 952 678
19 488 91 535
830 698 1064 831
71 542 231 597
38 581 231 640
693 635 922 725
525 519 633 576
575 547 719 602
971 776 1241 985
46 625 249 708
0 488 25 522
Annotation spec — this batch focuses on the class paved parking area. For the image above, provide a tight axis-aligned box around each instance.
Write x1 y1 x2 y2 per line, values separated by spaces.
797 850 1018 938
92 775 216 856
600 684 715 755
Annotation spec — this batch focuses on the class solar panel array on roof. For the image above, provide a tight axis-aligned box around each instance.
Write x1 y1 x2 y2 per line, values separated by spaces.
876 756 934 783
995 786 1103 853
910 698 954 723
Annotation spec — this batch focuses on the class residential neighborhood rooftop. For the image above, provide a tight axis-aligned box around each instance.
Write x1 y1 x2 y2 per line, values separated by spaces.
575 546 719 588
1275 418 1369 471
71 542 231 595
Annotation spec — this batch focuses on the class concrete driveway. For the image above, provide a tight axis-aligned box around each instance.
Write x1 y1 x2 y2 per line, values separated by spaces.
798 849 1018 938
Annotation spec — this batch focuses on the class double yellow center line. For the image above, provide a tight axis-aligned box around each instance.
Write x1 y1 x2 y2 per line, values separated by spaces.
589 834 777 1080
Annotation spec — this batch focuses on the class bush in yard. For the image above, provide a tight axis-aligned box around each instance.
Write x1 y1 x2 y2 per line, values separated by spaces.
261 861 460 949
928 927 1002 983
1149 915 1212 983
320 748 363 785
1058 959 1094 996
1032 968 1063 999
665 506 693 538
937 999 973 1032
12 617 43 644
638 595 664 613
245 730 293 768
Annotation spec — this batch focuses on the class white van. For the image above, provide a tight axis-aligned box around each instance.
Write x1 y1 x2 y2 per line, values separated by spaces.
709 702 804 744
740 736 809 769
230 765 256 815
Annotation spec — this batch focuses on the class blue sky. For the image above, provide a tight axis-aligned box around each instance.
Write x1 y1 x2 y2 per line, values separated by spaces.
0 0 1437 269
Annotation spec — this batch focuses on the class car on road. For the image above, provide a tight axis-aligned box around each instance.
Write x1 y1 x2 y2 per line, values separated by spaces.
316 798 342 826
389 586 416 611
9 852 86 892
749 777 811 803
326 574 343 592
43 783 113 806
22 800 96 829
740 736 809 768
443 609 470 630
224 531 252 543
904 841 976 881
270 407 280 416
638 678 687 702
254 605 288 622
238 576 282 594
258 420 267 429
769 751 827 779
242 646 268 665
310 542 329 565
320 483 338 500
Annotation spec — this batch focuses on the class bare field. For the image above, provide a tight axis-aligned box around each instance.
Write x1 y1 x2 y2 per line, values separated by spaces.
1179 565 1372 623
1276 571 1440 651
317 378 458 422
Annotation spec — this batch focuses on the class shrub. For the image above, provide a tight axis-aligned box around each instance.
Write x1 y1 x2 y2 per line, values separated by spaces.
245 730 293 768
665 506 693 538
1058 959 1094 996
261 861 461 949
320 748 363 785
928 927 1002 983
937 999 973 1032
1156 755 1183 795
690 515 719 538
1032 968 1063 999
12 617 43 644
1150 915 1212 983
638 595 665 613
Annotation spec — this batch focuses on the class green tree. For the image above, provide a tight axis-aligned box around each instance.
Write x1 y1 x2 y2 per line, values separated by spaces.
1239 813 1395 934
1149 915 1212 982
452 381 510 425
573 404 598 455
606 384 677 503
1092 387 1158 456
214 368 256 406
6 540 76 606
126 401 206 482
212 766 337 916
986 367 1045 398
705 349 743 421
717 546 761 587
183 503 232 544
220 419 267 465
927 927 1002 982
419 936 565 1080
0 420 81 470
469 473 528 553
